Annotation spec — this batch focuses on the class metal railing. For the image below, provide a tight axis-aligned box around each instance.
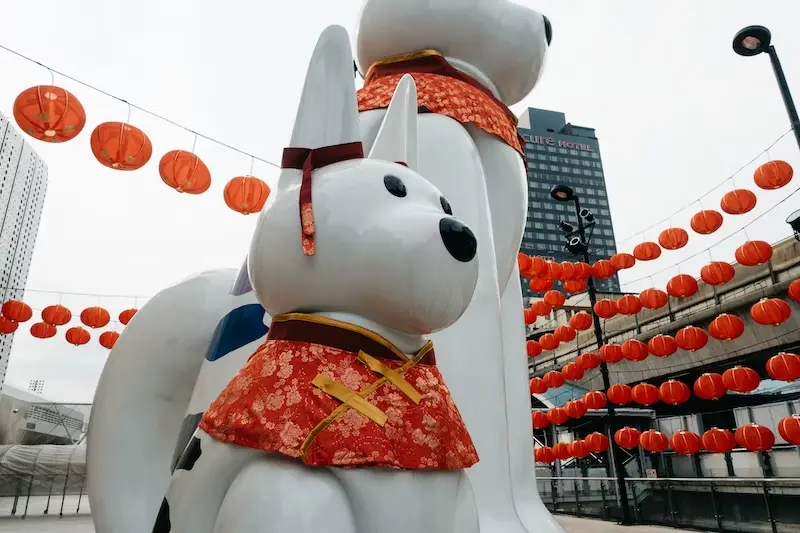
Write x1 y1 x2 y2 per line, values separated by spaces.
538 475 800 533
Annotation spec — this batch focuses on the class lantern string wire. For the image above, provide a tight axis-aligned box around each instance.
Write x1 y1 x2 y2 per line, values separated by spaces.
614 127 794 245
0 43 281 169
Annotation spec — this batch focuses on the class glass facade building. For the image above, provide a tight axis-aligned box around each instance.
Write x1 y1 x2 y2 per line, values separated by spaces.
518 107 620 297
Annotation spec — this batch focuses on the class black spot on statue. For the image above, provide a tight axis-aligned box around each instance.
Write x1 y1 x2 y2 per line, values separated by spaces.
175 436 202 471
152 498 171 533
170 413 203 472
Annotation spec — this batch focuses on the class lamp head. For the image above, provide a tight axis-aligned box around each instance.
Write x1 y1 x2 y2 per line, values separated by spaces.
550 184 575 202
558 220 575 233
733 26 771 57
787 209 800 241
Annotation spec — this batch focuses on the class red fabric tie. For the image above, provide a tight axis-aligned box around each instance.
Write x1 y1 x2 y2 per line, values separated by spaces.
281 142 365 256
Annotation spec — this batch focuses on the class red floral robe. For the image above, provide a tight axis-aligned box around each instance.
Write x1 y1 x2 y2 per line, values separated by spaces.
357 50 524 156
200 313 478 470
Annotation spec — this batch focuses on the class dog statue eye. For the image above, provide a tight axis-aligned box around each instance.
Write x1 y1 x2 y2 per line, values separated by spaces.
440 196 453 215
383 174 407 197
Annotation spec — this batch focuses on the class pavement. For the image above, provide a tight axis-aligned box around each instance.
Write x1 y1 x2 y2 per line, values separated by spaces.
0 514 697 532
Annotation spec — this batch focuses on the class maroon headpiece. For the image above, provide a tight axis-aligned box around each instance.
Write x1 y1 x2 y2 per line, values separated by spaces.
281 141 365 256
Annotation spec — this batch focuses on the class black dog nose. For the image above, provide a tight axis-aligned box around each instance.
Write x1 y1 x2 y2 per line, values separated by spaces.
543 15 552 46
439 218 477 263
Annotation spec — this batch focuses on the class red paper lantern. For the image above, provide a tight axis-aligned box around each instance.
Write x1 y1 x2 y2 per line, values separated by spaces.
552 442 571 460
632 383 660 406
91 122 153 171
614 427 641 449
735 240 773 267
720 189 757 215
675 326 709 351
560 262 577 281
118 308 138 326
667 274 699 298
593 299 618 319
722 366 760 393
41 305 72 326
565 399 588 419
543 290 566 308
599 344 624 364
526 340 542 358
735 424 775 451
555 325 577 343
65 326 90 346
607 384 633 405
530 377 548 395
670 431 702 455
570 439 590 458
534 446 555 463
708 314 745 341
577 352 601 370
532 300 553 316
766 352 800 382
563 280 587 294
622 339 649 362
532 411 550 429
639 288 668 310
562 362 585 382
569 312 593 331
523 308 536 325
640 430 669 453
789 279 800 302
702 428 736 453
546 261 563 280
81 307 110 329
13 85 86 142
224 176 271 215
2 300 32 323
0 317 19 335
529 278 554 293
701 261 736 286
617 295 643 315
29 322 57 339
591 260 616 280
159 150 212 194
693 373 728 400
610 253 636 270
530 256 550 278
658 228 689 250
518 253 532 276
633 242 662 261
750 298 791 326
574 262 593 280
648 335 678 357
691 210 724 235
659 380 691 405
539 334 560 351
778 415 800 445
544 371 566 389
583 390 607 410
754 160 793 190
99 331 120 349
547 407 569 426
586 432 610 453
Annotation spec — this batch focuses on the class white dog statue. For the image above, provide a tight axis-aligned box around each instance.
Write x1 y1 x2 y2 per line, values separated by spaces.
89 25 482 533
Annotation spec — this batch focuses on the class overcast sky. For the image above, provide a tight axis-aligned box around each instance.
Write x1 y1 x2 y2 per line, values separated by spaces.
1 0 799 402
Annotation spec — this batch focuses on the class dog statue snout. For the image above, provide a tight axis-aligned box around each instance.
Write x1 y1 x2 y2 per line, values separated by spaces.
439 218 477 263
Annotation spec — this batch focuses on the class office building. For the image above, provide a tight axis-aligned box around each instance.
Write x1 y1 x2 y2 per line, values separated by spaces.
0 111 48 389
518 107 620 297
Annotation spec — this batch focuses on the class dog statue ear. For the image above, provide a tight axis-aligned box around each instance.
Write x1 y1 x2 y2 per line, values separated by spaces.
367 74 418 171
278 25 360 190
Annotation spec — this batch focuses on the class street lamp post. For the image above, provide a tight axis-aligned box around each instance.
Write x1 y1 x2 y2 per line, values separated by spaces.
733 25 800 152
550 184 633 524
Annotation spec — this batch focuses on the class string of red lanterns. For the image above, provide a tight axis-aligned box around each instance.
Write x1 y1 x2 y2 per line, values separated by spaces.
0 300 137 349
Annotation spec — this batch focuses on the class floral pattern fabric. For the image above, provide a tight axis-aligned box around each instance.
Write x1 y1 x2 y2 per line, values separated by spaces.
199 339 478 470
358 72 524 156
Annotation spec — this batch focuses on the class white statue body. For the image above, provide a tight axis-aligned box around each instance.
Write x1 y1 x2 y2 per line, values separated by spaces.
89 26 482 533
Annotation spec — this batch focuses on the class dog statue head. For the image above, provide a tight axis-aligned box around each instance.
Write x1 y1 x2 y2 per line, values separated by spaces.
248 25 479 336
355 0 552 105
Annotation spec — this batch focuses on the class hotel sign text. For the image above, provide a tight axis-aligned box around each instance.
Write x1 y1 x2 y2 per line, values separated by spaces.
520 133 594 152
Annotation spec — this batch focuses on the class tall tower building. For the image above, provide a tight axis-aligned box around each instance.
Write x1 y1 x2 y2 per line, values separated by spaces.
0 112 48 389
518 107 620 297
